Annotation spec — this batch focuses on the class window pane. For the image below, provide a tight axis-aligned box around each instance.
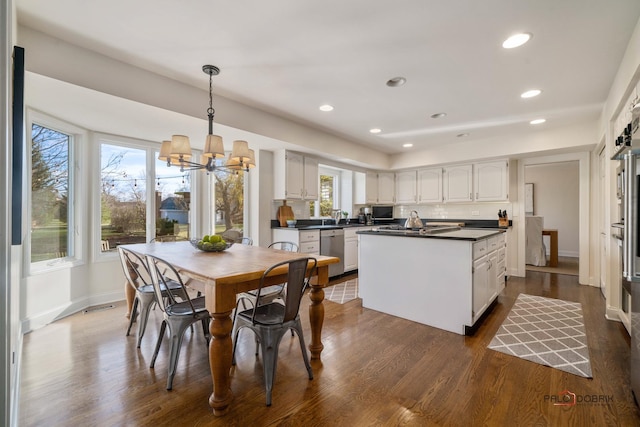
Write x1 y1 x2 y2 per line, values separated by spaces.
31 124 70 262
213 161 244 238
100 144 147 249
155 156 191 242
319 174 334 217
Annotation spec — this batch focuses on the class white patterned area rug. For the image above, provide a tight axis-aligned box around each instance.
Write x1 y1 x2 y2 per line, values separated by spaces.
325 279 359 304
488 293 592 378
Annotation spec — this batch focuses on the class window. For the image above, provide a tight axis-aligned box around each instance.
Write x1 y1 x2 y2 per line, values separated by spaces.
100 144 148 249
211 159 244 236
312 169 340 218
30 123 72 262
99 142 196 249
155 156 191 242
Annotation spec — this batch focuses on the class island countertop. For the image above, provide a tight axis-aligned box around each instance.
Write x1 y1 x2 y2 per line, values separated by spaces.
357 227 503 241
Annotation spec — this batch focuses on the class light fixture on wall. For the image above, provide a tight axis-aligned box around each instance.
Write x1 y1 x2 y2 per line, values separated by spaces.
158 64 256 173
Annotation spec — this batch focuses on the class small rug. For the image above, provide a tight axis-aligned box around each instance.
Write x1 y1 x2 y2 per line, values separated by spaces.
325 279 358 304
488 293 592 378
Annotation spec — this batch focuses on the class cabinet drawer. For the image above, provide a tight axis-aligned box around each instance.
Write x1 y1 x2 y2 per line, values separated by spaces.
498 247 506 262
344 228 359 239
299 230 319 243
299 241 319 254
473 241 488 259
497 259 506 275
488 235 502 252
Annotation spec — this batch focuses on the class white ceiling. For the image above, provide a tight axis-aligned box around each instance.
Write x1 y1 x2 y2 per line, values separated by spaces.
16 0 640 155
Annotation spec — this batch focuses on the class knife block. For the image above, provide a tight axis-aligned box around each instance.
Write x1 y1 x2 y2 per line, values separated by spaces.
499 216 509 227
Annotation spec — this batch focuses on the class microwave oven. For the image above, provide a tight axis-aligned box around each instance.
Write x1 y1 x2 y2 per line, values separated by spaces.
371 205 394 220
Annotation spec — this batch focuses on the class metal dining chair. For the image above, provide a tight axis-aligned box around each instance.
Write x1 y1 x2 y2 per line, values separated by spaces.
233 241 299 328
232 257 317 406
146 254 211 390
118 247 188 348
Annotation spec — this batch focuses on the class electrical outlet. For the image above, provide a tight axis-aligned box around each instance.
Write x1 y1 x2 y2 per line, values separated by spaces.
471 210 480 216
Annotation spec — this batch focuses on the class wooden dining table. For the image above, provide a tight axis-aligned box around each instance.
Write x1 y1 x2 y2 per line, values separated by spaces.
120 241 339 416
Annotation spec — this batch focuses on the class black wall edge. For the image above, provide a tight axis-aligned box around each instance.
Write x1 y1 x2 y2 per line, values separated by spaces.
11 46 24 245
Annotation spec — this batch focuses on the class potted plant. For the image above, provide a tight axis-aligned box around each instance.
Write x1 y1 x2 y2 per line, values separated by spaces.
342 211 349 224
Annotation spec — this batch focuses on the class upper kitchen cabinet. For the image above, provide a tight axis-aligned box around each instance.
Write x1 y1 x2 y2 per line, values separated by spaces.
273 150 319 200
365 172 378 204
474 161 508 201
395 171 417 204
377 172 395 204
443 164 473 202
417 167 443 204
363 172 395 204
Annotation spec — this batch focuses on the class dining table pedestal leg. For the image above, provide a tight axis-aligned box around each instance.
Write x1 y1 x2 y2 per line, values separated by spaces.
308 264 328 360
208 311 234 416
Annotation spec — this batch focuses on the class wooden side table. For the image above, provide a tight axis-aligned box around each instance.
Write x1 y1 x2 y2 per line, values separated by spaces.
542 229 558 267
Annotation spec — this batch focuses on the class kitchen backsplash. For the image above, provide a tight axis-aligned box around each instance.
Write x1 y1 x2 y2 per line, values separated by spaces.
395 203 513 220
273 200 513 220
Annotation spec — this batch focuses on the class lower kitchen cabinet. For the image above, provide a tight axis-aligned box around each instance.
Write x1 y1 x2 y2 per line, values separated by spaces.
344 227 367 272
472 233 506 323
271 228 320 255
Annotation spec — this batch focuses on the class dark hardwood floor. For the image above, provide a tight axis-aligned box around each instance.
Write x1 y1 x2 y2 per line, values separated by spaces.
19 271 640 426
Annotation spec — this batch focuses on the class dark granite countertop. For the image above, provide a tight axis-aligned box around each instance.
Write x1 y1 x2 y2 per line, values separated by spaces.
357 227 504 241
271 218 511 230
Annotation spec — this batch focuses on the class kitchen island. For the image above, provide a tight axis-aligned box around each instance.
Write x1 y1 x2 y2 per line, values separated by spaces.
357 227 506 335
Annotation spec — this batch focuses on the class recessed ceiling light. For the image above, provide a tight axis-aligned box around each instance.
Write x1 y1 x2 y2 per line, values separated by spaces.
319 104 334 112
457 133 470 138
369 128 382 134
530 118 546 125
502 33 532 49
386 77 406 87
430 113 447 119
403 143 413 148
521 89 542 98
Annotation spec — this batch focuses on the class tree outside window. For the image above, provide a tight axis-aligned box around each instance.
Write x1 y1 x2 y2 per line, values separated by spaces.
100 144 147 248
212 160 244 236
31 124 70 262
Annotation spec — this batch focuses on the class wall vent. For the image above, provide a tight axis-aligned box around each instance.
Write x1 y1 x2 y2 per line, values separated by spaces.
82 304 115 314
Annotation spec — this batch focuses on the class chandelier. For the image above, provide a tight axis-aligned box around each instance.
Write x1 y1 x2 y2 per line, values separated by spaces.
158 65 256 173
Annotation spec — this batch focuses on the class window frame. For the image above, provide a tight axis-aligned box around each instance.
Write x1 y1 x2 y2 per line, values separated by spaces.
26 110 86 274
313 166 341 218
94 134 202 261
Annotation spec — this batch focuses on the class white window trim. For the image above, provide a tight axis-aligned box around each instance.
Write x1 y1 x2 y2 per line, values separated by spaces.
26 109 87 275
312 166 342 218
93 133 201 262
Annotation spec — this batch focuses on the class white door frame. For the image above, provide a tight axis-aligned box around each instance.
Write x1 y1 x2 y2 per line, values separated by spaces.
517 152 591 285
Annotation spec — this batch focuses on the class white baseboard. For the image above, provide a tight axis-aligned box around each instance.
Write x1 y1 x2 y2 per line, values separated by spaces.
545 250 579 258
21 290 124 334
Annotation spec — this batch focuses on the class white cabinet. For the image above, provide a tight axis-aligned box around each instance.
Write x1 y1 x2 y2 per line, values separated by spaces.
344 227 371 272
395 171 417 204
472 233 506 322
365 172 378 204
472 254 490 323
344 228 359 272
474 161 508 201
417 167 443 203
365 172 395 204
271 228 320 255
303 156 319 200
377 172 395 204
443 164 473 202
273 150 319 200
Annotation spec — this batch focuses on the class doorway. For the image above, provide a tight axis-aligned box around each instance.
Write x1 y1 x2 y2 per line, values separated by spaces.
517 152 589 284
524 161 580 276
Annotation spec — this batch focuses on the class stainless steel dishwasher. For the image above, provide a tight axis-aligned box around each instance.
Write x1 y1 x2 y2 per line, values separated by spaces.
320 228 344 277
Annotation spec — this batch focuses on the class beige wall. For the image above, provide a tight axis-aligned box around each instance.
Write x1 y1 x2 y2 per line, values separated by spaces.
525 162 580 257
